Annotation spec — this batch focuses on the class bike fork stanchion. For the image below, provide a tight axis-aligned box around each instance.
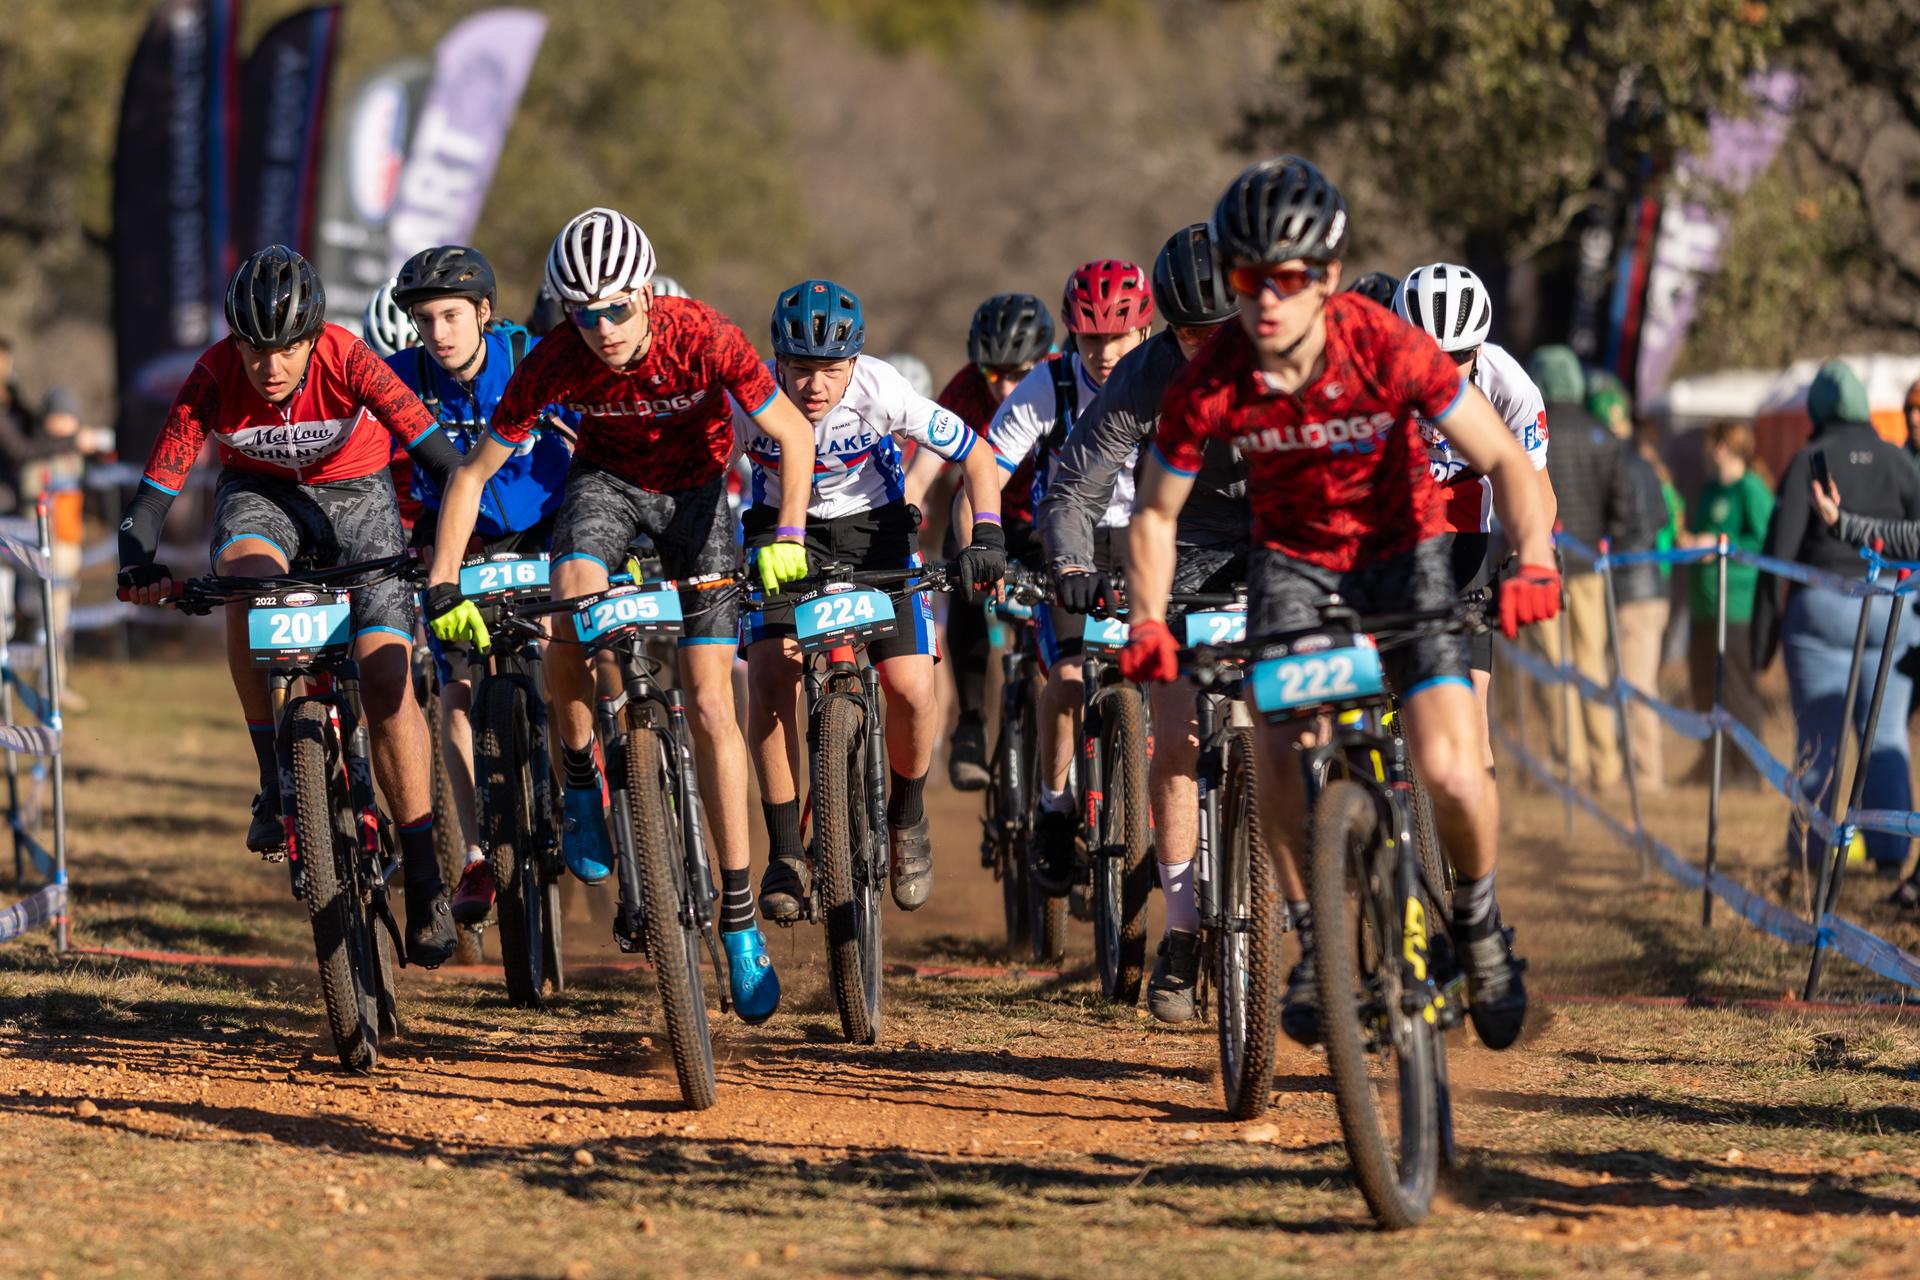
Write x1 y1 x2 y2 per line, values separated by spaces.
862 665 888 879
37 500 67 952
1703 535 1730 927
1805 563 1881 927
1598 539 1648 875
1804 574 1906 1001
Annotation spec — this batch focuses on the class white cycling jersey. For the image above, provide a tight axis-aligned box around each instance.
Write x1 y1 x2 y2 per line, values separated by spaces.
987 351 1133 530
1418 339 1549 534
732 353 978 521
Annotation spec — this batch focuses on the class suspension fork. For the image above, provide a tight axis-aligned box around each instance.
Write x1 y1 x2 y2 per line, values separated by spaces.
1193 687 1225 926
861 662 887 875
1079 656 1107 845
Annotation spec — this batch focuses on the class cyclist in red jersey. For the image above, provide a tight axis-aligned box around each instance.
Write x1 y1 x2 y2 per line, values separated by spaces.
909 292 1055 788
422 208 817 1025
117 245 468 967
1118 158 1562 1052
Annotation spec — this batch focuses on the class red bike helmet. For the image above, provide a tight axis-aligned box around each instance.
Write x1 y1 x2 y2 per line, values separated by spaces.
1062 259 1155 335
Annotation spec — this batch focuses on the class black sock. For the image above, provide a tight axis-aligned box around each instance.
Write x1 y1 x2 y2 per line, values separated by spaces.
763 798 803 860
1288 900 1313 957
247 719 278 797
398 815 441 890
720 866 754 933
1454 870 1498 931
887 771 926 828
563 743 600 791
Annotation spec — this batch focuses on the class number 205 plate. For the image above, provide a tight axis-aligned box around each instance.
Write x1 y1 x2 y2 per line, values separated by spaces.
458 553 549 601
1247 638 1385 720
247 591 352 665
573 584 684 644
794 587 896 651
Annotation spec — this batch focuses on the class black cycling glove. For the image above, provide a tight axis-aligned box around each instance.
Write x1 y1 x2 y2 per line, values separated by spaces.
954 521 1007 601
1054 570 1113 616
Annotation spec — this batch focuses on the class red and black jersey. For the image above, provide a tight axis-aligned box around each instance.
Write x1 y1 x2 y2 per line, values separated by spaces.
488 296 777 493
935 364 998 433
1152 295 1463 572
140 324 438 493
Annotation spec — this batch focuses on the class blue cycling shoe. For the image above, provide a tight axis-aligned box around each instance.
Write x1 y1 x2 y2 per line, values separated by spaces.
560 785 614 885
722 927 781 1025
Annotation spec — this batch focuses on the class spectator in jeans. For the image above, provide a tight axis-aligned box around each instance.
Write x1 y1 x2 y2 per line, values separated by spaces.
1755 361 1920 874
1525 345 1643 789
1609 411 1677 794
1682 420 1772 787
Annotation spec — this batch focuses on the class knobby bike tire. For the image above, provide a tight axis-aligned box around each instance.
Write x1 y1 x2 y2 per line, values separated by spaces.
625 721 718 1110
815 695 883 1044
477 678 544 1007
1021 680 1067 964
427 683 483 966
1410 774 1453 918
1093 687 1151 1004
289 700 379 1073
987 719 1030 949
1311 779 1440 1230
1217 727 1281 1119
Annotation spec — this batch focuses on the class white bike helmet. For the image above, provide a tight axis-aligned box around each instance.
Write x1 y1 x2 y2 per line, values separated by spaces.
1394 262 1493 354
361 278 415 357
651 274 689 299
885 352 933 399
544 206 656 305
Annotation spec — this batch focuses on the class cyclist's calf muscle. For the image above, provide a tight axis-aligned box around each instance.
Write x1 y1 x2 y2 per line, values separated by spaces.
217 538 290 724
1398 681 1498 880
1147 679 1203 867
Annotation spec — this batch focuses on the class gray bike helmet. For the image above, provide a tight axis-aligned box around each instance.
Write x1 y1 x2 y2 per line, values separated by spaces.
1209 155 1349 266
393 244 497 312
967 293 1054 367
1151 223 1235 326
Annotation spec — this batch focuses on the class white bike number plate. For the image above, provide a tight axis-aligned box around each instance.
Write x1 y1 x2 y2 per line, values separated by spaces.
794 587 896 651
458 553 550 601
573 584 684 644
1247 638 1385 718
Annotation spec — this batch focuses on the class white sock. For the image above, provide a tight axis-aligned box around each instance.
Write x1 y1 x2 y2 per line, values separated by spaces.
463 845 485 868
1161 859 1198 934
1040 785 1073 815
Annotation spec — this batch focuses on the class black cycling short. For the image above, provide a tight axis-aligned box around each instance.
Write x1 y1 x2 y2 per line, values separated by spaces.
1435 530 1494 675
741 502 935 662
550 466 741 645
1247 537 1469 699
1167 543 1250 636
211 468 411 640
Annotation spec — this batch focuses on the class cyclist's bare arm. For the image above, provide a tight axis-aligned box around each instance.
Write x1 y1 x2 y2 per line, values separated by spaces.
956 431 1002 526
429 434 517 588
1125 455 1196 627
1439 387 1555 568
902 445 946 512
753 390 818 535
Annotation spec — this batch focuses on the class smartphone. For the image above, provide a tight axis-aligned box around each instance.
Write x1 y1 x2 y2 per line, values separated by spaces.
1810 448 1832 491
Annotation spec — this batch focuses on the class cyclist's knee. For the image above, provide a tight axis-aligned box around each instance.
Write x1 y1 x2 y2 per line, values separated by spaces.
745 641 803 700
687 674 740 739
215 539 285 577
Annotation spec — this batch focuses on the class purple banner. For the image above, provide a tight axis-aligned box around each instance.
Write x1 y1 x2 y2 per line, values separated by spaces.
312 57 433 333
1636 71 1797 396
385 8 547 268
235 7 341 256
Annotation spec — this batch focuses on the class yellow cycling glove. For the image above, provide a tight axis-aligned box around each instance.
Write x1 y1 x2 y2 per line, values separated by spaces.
757 540 810 594
424 585 492 652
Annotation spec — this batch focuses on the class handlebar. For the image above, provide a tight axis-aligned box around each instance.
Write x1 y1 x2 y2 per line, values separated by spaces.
161 551 424 615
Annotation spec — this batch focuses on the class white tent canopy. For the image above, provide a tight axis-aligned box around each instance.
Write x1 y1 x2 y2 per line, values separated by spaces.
1652 354 1920 426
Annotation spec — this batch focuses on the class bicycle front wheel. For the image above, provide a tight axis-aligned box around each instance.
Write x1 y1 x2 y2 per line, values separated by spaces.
288 700 380 1073
1312 779 1440 1230
1215 727 1281 1119
426 675 483 966
1092 687 1151 1004
815 695 883 1044
626 721 718 1110
987 718 1030 949
476 678 548 1007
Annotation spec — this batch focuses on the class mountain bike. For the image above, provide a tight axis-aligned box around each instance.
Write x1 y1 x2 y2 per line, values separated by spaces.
449 550 565 1007
1199 598 1480 1228
413 637 483 965
1073 605 1152 1005
1174 591 1286 1119
979 566 1060 960
170 553 420 1072
749 561 956 1045
532 573 737 1109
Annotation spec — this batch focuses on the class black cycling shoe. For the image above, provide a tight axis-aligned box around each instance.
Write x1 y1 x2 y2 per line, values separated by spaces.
404 880 458 969
1280 955 1322 1047
247 792 286 854
889 818 934 911
760 852 809 925
1458 913 1529 1050
1147 929 1201 1024
948 718 989 792
1027 809 1079 897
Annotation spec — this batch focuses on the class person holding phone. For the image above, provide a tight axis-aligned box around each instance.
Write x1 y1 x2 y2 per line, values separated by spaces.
1754 361 1920 876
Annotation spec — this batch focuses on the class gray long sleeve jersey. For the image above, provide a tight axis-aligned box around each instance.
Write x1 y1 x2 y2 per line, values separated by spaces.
1038 329 1250 575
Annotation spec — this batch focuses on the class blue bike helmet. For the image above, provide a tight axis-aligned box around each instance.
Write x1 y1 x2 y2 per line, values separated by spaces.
771 279 865 359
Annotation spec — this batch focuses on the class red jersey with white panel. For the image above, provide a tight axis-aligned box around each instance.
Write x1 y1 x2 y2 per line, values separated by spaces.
140 324 439 493
1151 294 1464 572
487 296 777 493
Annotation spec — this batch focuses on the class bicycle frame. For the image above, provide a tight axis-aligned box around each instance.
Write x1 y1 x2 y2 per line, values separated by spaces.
802 645 888 917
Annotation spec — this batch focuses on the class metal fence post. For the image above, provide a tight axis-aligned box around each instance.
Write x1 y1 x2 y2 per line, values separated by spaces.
1804 574 1906 1001
1598 538 1648 874
1805 562 1880 943
35 499 67 953
1703 535 1729 927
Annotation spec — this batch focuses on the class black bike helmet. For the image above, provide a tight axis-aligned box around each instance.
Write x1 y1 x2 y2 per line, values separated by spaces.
967 293 1054 367
527 283 564 336
1209 155 1349 266
1344 271 1400 308
392 244 497 312
225 244 326 348
1151 223 1235 326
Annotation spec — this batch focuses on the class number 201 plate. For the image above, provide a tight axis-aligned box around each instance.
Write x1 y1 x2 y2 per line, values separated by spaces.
573 584 684 644
1247 640 1385 719
247 592 352 664
794 587 896 651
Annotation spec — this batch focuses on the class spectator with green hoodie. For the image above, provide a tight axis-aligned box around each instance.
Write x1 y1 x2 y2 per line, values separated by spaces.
1681 419 1772 787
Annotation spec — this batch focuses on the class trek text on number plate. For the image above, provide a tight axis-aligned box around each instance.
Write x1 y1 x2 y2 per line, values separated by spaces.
794 586 896 651
1183 609 1247 647
1247 635 1386 719
459 553 550 601
573 583 685 644
247 590 353 663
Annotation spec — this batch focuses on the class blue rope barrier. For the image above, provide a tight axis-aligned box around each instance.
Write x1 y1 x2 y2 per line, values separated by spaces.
0 882 63 946
2 667 53 728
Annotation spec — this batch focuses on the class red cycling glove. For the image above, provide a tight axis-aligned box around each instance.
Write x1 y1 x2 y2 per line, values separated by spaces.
1117 619 1179 684
1500 562 1562 639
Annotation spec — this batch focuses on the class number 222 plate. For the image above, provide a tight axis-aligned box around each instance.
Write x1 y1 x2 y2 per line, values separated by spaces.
794 587 896 651
1247 638 1385 719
